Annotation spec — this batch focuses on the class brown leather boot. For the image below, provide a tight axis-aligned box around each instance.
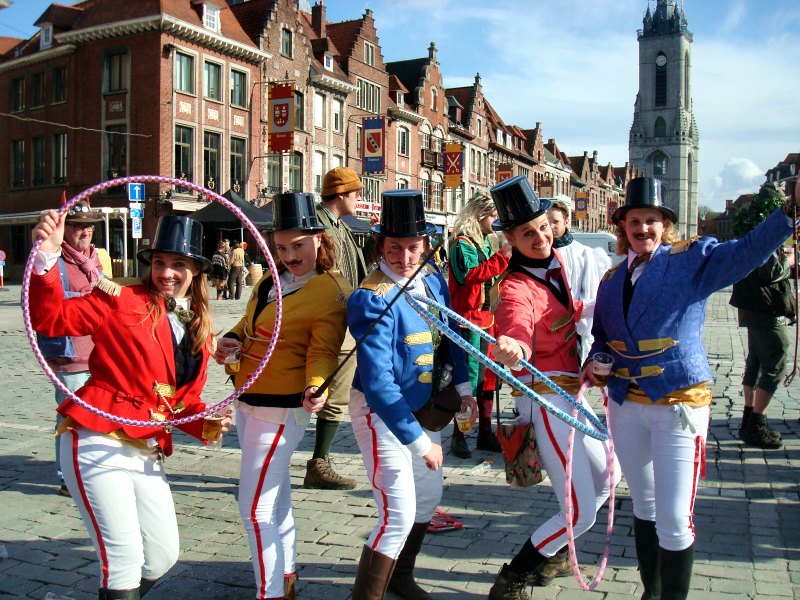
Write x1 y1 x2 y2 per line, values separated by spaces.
488 564 531 600
284 572 297 599
534 547 571 586
351 545 396 600
387 522 432 599
303 456 356 490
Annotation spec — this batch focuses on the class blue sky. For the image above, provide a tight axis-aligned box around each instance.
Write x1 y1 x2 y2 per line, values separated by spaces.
3 0 798 211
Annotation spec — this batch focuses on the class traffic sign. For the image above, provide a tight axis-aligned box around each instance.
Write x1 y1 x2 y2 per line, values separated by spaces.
130 208 144 219
132 218 142 239
0 250 5 262
127 182 145 201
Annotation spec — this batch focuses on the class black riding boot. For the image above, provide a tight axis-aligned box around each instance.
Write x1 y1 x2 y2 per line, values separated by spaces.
633 517 661 600
659 544 694 600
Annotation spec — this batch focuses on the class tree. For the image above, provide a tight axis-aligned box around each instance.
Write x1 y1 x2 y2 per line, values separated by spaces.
697 204 713 220
732 182 785 237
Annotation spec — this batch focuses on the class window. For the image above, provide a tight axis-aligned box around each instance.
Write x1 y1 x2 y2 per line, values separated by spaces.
267 154 281 191
174 125 194 182
331 155 343 169
105 51 128 93
281 28 293 58
52 67 67 103
230 137 246 186
11 77 24 111
363 177 380 202
11 140 25 187
364 42 375 66
32 137 46 185
314 151 326 192
655 53 667 107
230 69 247 107
653 152 668 178
654 117 666 137
204 61 221 101
324 53 334 71
40 25 53 49
684 52 690 110
203 132 221 189
332 99 343 133
294 91 304 131
355 125 362 155
356 78 381 114
203 5 220 31
476 117 482 138
421 132 430 150
314 93 326 128
175 52 195 94
432 181 442 211
430 88 437 111
420 176 430 208
53 133 67 183
396 91 404 106
106 125 127 180
288 152 303 191
30 73 45 108
397 126 409 156
397 179 409 189
470 148 476 175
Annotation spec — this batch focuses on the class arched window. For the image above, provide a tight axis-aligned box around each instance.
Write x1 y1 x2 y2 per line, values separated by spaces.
652 152 668 178
654 116 666 137
684 52 690 110
654 53 667 107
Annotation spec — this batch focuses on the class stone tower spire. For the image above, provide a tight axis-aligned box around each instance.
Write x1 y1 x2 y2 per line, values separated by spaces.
629 0 699 237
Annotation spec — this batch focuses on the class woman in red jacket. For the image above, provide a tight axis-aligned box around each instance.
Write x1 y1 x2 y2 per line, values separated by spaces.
30 211 230 600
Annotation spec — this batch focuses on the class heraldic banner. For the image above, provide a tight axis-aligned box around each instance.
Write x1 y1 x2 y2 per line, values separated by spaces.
445 143 463 189
269 84 294 153
362 116 385 174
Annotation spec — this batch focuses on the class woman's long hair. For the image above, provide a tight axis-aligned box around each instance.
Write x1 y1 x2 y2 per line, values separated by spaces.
615 219 681 255
141 260 213 356
451 194 495 247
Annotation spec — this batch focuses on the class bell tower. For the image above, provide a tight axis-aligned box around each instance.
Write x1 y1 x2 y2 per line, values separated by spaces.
629 0 699 237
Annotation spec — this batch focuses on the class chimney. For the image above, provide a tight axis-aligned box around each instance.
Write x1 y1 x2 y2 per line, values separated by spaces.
312 2 326 37
428 41 437 63
592 150 598 162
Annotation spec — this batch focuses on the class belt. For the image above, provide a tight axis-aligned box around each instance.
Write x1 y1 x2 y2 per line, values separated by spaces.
625 382 712 407
510 375 581 397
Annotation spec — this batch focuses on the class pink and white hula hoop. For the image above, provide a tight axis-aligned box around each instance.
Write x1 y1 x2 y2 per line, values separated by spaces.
563 382 616 591
21 175 282 428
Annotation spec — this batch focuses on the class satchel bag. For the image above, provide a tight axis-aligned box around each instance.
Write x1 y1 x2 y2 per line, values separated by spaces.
413 383 461 432
496 420 544 487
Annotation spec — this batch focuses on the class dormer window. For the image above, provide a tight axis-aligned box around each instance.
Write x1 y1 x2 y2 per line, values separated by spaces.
40 25 53 50
203 5 220 32
323 53 333 71
396 91 404 106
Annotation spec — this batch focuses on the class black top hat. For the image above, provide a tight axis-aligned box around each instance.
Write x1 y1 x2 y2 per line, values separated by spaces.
65 200 103 223
271 192 327 231
612 176 678 224
371 189 437 237
137 215 212 273
490 175 552 231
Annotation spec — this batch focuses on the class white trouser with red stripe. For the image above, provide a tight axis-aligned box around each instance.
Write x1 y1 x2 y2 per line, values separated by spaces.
236 404 307 600
515 392 620 557
60 427 179 590
350 390 443 558
607 400 709 551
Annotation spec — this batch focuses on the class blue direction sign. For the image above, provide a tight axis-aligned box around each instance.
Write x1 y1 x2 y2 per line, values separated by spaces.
127 182 145 201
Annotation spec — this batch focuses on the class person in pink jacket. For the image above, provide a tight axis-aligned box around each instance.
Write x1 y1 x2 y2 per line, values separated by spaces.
486 176 619 599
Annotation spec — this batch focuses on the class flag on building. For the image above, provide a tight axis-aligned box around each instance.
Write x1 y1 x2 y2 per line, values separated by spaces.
607 200 618 226
444 143 463 189
496 164 513 182
574 190 588 220
362 117 385 174
268 84 294 153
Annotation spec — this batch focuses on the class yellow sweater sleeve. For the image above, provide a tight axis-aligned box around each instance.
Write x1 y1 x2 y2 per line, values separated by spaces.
305 273 350 392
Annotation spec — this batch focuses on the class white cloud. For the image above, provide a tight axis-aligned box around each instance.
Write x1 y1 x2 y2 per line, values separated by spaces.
701 157 764 209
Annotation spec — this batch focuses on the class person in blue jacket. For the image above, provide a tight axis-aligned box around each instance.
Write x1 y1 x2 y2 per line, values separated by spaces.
580 176 799 600
347 189 476 600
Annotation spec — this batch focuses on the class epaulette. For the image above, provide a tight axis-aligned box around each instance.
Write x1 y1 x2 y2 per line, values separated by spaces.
600 261 623 282
669 236 700 254
360 269 396 298
95 277 123 297
326 269 353 307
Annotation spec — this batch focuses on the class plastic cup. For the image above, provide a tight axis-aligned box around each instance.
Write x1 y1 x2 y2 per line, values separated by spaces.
592 352 614 384
218 338 241 373
202 408 231 446
455 406 473 433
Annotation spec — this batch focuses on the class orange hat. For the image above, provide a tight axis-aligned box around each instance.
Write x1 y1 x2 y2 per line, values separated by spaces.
322 167 362 197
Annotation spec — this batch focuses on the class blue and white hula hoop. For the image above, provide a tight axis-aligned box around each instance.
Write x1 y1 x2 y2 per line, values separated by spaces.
404 291 608 441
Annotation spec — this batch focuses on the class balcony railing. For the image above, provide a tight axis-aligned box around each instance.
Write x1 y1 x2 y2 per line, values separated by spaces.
421 149 443 170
